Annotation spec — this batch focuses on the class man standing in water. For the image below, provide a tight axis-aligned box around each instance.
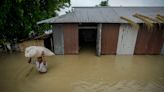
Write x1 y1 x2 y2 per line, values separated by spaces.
28 52 48 73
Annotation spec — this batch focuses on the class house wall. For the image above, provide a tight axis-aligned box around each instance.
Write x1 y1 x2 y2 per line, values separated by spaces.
117 24 138 55
63 24 79 54
53 24 64 54
52 23 163 55
101 24 120 54
135 24 163 54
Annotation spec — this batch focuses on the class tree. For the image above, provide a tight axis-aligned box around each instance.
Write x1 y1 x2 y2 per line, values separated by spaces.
99 0 109 6
0 0 70 43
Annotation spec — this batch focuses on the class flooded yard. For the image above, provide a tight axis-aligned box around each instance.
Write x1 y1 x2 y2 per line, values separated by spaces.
0 52 164 92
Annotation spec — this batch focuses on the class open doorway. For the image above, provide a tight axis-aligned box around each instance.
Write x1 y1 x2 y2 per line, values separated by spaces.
78 23 97 54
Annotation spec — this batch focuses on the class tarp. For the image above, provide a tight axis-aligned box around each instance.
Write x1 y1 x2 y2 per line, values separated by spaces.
25 46 55 57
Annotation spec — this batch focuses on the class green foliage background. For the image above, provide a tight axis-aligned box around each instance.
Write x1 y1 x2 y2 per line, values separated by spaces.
0 0 70 43
98 0 109 6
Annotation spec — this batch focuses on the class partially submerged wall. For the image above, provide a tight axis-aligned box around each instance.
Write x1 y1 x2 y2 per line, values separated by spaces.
117 24 138 55
101 24 120 55
134 24 163 55
63 24 79 54
52 23 164 55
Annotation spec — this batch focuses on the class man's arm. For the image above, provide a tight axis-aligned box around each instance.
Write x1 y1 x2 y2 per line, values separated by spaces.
41 51 47 65
28 58 32 64
28 58 35 65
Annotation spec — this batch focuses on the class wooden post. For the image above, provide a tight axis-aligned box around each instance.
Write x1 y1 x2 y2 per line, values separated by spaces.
97 23 102 56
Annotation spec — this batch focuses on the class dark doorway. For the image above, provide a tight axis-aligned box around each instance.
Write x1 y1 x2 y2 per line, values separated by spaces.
44 34 54 52
78 24 97 54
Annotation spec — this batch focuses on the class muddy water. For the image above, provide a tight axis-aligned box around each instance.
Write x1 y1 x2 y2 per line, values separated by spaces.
0 52 164 92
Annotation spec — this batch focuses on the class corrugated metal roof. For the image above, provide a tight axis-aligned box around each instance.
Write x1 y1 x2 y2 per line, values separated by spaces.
37 7 164 24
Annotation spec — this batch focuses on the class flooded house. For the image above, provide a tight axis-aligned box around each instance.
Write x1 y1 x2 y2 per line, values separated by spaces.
37 7 164 55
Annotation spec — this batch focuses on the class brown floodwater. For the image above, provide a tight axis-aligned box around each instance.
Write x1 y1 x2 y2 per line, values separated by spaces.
0 51 164 92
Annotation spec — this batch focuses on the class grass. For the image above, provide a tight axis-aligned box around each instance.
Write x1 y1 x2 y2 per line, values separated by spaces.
133 13 154 30
156 14 164 23
120 16 139 29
